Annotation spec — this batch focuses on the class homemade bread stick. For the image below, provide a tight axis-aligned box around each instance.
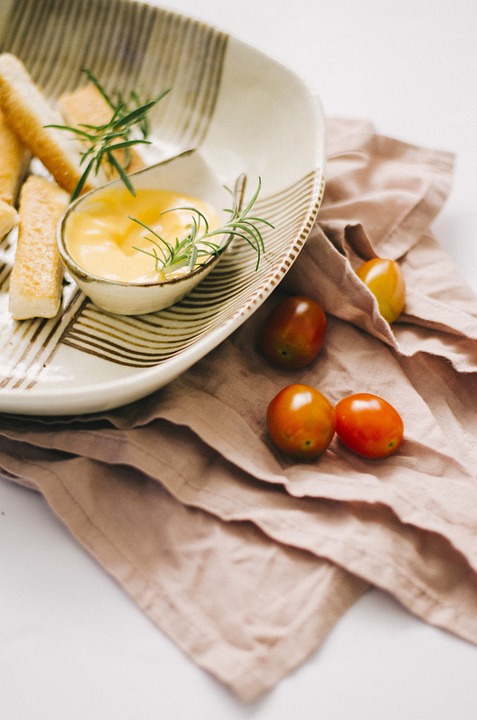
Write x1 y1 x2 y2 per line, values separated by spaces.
0 199 18 240
58 83 146 178
0 106 29 240
0 53 101 195
0 107 29 205
9 175 69 320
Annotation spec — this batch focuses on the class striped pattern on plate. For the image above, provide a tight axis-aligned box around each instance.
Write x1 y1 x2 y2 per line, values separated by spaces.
0 171 323 379
0 0 227 153
0 0 325 414
60 171 324 367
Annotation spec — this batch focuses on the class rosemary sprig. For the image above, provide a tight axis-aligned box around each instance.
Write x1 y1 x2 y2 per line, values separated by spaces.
131 178 273 277
47 69 170 200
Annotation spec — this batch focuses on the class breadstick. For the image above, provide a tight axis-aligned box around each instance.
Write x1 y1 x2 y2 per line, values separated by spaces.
0 53 102 195
58 82 146 178
9 175 68 320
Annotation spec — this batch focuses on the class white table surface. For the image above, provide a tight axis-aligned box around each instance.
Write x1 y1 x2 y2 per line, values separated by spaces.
1 1 477 718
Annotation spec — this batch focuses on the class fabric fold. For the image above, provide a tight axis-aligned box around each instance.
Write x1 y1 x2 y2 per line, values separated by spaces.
0 437 367 702
2 117 477 701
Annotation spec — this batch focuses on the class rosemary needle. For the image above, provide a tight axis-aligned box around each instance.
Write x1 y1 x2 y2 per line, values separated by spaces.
47 69 170 200
130 178 273 276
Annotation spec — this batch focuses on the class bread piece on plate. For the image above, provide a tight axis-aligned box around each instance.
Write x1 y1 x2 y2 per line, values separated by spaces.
58 83 146 179
0 105 28 240
9 175 68 320
0 107 29 205
0 53 104 195
0 198 18 239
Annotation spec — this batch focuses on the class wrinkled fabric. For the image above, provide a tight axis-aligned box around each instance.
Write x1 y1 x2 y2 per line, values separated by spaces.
2 117 477 702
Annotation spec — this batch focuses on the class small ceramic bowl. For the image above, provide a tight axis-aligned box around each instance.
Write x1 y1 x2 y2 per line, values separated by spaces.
57 151 241 315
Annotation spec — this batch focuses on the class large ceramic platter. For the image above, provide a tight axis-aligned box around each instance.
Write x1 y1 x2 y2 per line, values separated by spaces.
0 0 325 416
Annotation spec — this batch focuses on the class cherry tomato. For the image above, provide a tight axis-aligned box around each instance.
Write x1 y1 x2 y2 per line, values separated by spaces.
356 258 406 323
259 295 327 368
335 393 404 459
267 384 336 460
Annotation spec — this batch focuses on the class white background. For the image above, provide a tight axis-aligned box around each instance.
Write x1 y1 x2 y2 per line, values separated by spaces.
1 1 477 718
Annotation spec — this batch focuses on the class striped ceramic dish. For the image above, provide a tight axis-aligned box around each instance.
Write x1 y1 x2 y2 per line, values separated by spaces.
0 0 325 415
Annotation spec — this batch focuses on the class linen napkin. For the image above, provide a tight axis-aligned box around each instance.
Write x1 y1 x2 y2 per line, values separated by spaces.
2 117 477 702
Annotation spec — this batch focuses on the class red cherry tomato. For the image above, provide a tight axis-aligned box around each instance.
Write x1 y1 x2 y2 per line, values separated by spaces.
259 295 327 368
356 258 406 323
335 393 404 459
267 384 336 460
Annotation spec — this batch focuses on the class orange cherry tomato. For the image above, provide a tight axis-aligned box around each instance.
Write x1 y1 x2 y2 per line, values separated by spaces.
356 258 406 323
335 393 404 459
259 295 327 369
267 384 336 460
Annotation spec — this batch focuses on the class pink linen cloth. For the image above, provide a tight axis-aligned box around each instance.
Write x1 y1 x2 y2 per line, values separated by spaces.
1 118 477 702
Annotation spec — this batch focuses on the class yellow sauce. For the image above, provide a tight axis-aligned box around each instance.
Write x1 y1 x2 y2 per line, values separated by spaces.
64 186 222 283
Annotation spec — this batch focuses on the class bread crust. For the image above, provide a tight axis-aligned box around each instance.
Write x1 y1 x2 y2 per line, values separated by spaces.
0 198 18 239
9 175 68 320
58 83 146 179
0 108 29 205
0 53 97 195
